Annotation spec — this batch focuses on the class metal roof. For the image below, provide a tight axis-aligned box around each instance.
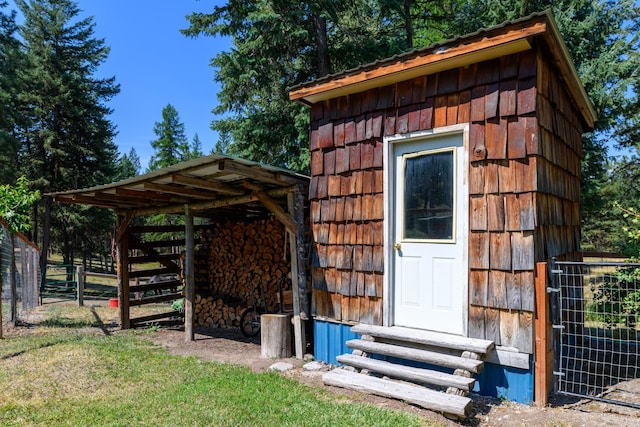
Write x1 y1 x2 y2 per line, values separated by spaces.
51 153 309 219
289 10 596 129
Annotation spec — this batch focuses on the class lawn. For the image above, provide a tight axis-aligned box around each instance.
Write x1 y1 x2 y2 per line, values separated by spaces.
0 307 432 427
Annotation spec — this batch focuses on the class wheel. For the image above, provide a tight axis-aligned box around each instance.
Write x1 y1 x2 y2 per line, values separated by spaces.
239 307 262 337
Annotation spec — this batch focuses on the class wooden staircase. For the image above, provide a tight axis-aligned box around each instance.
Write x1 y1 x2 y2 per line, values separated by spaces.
322 324 494 418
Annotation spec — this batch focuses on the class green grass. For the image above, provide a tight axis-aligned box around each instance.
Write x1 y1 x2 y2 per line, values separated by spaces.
0 318 431 426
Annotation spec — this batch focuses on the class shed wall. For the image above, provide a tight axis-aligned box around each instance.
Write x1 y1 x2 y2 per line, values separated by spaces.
309 49 585 354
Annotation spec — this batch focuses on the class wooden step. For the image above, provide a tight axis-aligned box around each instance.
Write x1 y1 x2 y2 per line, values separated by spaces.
351 324 494 354
323 368 472 418
337 354 475 391
346 339 484 373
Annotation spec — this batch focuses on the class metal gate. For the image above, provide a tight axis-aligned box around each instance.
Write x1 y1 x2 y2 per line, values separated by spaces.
551 259 640 409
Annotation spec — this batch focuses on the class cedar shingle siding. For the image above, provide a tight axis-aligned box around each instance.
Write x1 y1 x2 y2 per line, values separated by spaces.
309 47 587 353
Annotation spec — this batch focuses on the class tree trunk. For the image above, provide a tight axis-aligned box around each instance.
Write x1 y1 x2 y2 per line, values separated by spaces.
404 0 414 49
312 12 331 77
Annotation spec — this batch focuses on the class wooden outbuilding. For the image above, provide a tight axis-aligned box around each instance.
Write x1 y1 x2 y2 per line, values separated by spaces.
52 154 310 358
289 10 595 407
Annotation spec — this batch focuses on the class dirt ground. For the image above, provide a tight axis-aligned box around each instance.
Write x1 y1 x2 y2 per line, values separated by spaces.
5 300 640 426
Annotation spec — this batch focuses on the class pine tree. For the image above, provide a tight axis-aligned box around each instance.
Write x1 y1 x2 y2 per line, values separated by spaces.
183 1 414 173
16 0 120 271
190 133 204 159
0 3 25 184
116 147 141 180
147 103 189 171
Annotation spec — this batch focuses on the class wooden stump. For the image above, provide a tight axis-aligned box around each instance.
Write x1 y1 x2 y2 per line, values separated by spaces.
261 314 291 358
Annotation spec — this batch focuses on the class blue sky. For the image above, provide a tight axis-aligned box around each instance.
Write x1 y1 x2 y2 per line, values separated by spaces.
10 0 230 171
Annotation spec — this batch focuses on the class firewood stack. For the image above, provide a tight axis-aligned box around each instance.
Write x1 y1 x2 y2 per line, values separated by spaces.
193 216 291 328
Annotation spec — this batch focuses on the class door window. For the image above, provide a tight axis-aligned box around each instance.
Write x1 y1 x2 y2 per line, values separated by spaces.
402 149 455 241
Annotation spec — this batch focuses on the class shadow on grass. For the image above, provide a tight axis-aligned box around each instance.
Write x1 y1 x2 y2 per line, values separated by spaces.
90 306 111 336
0 336 73 360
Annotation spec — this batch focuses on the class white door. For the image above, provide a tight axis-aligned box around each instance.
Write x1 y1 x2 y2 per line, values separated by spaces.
392 131 467 335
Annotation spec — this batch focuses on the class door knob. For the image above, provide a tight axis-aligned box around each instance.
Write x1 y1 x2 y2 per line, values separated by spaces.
394 243 401 250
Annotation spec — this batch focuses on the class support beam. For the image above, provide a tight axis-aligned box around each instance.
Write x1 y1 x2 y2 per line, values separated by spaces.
171 174 244 195
288 184 308 358
534 261 550 406
144 182 216 199
134 186 291 216
184 204 195 342
114 211 134 243
116 214 131 329
254 189 298 234
219 159 301 185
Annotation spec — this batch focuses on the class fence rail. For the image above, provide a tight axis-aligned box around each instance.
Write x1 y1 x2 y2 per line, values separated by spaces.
551 259 640 409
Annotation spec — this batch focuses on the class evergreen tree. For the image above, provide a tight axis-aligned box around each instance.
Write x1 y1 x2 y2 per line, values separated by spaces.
190 133 204 159
184 1 416 173
0 3 25 184
147 103 189 171
212 129 231 155
187 0 638 251
15 0 120 270
116 147 141 180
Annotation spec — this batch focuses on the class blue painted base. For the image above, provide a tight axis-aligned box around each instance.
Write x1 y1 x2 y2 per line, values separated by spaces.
313 319 534 404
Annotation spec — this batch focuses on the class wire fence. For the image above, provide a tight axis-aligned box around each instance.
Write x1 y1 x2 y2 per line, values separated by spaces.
1 221 41 328
552 259 640 409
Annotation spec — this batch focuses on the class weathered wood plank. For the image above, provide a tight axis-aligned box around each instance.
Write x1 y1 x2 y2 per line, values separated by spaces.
346 339 484 373
323 369 472 418
469 270 488 306
499 309 519 348
486 117 507 159
128 266 180 279
337 354 475 391
470 196 487 231
499 79 517 117
508 116 526 159
484 308 501 345
520 270 535 312
468 305 486 340
484 345 531 369
470 85 486 122
505 272 522 310
490 232 511 270
130 310 182 326
469 232 490 269
505 193 521 231
511 231 535 270
498 159 515 193
469 160 485 194
488 270 507 309
129 292 183 307
129 279 182 294
517 311 534 354
487 194 505 231
350 324 494 354
534 261 550 406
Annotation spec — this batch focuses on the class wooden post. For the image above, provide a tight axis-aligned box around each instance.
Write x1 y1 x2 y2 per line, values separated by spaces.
261 313 292 358
116 214 131 329
184 204 195 342
20 240 27 312
76 265 84 307
10 233 17 324
288 185 307 359
534 261 550 406
33 246 40 308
